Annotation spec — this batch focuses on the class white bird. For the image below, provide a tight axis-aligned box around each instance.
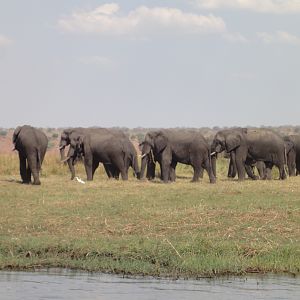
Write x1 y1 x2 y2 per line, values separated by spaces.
75 177 85 184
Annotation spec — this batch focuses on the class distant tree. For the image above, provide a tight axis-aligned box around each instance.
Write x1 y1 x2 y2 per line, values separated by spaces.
0 130 7 137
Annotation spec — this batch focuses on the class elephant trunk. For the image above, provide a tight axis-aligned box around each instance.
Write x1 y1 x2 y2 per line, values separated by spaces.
132 153 140 178
65 146 76 180
211 154 217 178
60 146 66 161
140 155 148 180
68 158 76 180
139 143 152 180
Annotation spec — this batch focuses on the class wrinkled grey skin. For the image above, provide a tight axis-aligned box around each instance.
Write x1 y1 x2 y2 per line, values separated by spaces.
284 135 300 176
59 128 138 180
13 125 48 185
211 128 287 181
227 158 268 180
65 132 139 181
139 130 216 183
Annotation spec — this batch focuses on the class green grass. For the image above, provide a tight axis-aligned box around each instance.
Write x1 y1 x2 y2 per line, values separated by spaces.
0 153 299 278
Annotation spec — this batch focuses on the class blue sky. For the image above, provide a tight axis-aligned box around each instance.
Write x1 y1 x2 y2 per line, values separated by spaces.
0 0 300 128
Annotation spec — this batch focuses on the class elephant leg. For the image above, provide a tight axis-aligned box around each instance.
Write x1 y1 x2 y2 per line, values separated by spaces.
146 159 156 180
244 159 259 180
256 161 266 179
228 153 237 178
92 161 99 178
103 164 113 178
199 167 204 179
287 152 296 177
26 167 32 183
191 156 202 182
277 162 287 180
113 159 128 181
264 162 273 180
296 158 300 176
202 157 216 184
211 155 217 178
227 157 236 178
113 166 120 180
233 149 246 181
27 153 40 185
169 161 177 182
120 168 128 180
192 165 202 182
84 158 93 181
245 164 258 180
161 161 171 183
19 153 28 183
158 162 163 180
67 159 76 180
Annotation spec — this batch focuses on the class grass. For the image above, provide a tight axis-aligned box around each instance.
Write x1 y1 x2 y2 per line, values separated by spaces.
0 153 299 278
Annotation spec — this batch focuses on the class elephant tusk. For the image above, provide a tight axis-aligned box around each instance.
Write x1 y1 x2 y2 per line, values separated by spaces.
59 145 65 150
12 147 16 151
140 153 147 158
61 157 71 163
210 152 216 156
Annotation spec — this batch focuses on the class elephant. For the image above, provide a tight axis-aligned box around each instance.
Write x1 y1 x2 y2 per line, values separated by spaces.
139 150 175 181
64 131 139 181
227 157 268 180
59 128 138 180
12 125 48 185
139 130 216 183
211 128 287 180
284 135 300 176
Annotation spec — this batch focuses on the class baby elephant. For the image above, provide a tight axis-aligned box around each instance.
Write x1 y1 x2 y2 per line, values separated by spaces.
13 125 48 185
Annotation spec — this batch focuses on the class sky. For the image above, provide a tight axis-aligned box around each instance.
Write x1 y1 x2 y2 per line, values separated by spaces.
0 0 300 128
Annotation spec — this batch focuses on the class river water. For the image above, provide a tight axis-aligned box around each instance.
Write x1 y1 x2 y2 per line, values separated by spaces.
0 269 299 300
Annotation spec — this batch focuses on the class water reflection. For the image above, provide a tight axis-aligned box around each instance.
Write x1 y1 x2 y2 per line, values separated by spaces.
0 269 299 300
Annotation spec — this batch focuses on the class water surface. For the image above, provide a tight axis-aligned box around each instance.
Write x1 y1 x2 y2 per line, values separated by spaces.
0 269 299 300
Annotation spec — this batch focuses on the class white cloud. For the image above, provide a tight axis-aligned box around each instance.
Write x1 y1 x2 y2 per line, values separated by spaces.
257 31 300 45
223 32 249 43
78 56 114 67
58 3 226 36
194 0 300 14
0 34 12 47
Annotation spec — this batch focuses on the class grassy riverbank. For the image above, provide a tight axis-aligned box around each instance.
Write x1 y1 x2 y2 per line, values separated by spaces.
0 154 299 278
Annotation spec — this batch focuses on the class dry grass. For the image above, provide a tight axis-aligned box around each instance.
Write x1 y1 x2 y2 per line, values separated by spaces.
0 153 299 277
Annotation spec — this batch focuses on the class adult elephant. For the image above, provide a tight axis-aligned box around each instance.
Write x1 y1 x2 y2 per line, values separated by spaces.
64 132 138 181
284 135 300 176
12 125 48 185
211 128 287 181
59 128 138 180
139 130 216 183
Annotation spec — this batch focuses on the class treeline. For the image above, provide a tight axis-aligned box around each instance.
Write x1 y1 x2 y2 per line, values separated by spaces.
1 125 300 148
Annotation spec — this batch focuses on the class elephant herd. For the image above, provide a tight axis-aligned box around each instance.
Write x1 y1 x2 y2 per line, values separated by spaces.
10 125 300 185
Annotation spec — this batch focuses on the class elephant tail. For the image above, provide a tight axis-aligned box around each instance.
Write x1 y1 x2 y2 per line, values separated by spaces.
284 147 289 176
36 148 42 171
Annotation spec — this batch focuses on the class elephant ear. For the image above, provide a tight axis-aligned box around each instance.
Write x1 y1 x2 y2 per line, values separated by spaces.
242 128 248 134
155 133 168 152
13 126 22 143
285 141 294 154
225 134 241 152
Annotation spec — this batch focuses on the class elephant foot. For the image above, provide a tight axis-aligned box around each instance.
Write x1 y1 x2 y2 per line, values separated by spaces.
251 175 259 180
210 177 216 184
22 181 30 184
33 181 41 185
